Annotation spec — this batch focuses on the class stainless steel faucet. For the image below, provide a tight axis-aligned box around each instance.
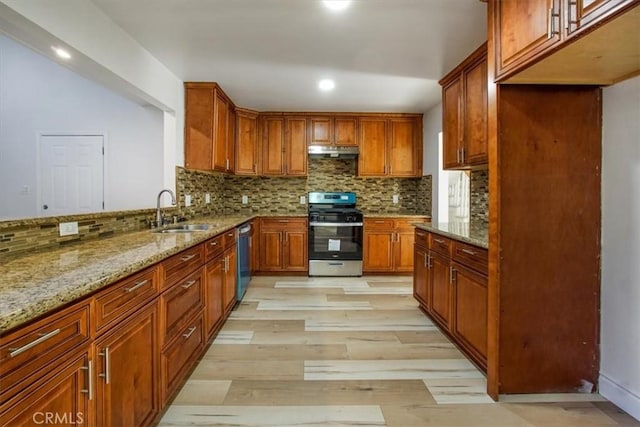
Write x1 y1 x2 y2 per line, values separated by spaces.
156 189 176 226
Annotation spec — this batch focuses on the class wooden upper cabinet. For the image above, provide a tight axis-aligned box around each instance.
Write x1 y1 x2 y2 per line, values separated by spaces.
440 43 488 170
494 0 562 79
389 118 421 177
235 109 259 175
310 116 358 146
184 85 214 170
213 91 229 172
262 116 285 175
226 106 236 174
286 117 308 176
358 118 387 176
492 0 639 83
309 118 332 145
442 79 462 169
184 82 235 173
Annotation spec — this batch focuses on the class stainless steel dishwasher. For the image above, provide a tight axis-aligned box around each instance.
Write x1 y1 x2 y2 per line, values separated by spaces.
236 222 251 301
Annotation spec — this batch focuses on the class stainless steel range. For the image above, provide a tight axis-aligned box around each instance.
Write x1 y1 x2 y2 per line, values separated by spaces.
308 192 363 276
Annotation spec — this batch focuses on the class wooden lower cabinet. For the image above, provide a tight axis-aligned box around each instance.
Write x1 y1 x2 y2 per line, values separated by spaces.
429 251 452 329
258 218 308 272
161 313 205 405
222 245 237 314
364 218 428 273
452 263 488 365
205 256 224 340
0 351 91 427
413 228 488 371
94 302 159 427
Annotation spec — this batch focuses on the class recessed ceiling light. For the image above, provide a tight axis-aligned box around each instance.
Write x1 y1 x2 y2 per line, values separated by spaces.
323 0 351 12
52 46 71 60
318 79 335 91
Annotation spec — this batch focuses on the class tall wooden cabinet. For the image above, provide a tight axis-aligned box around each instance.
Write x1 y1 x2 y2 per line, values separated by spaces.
440 43 488 169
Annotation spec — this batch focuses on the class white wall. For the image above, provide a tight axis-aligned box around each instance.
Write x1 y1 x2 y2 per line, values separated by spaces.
600 75 640 421
0 34 164 219
422 103 442 222
0 0 184 190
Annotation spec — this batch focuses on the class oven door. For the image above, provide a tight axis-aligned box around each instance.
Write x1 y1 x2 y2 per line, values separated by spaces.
308 222 363 261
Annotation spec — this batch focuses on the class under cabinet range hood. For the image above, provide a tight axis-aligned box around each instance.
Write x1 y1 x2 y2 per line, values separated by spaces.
308 145 359 158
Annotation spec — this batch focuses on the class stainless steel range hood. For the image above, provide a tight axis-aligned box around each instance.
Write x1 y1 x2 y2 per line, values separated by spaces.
308 145 359 158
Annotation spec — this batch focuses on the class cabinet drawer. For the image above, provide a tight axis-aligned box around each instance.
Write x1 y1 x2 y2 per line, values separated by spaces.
260 217 307 230
415 228 428 249
364 219 394 230
205 234 224 262
161 244 204 290
161 313 204 404
94 266 159 334
429 233 452 256
223 228 237 249
393 219 418 230
160 269 204 345
0 301 90 403
452 241 488 275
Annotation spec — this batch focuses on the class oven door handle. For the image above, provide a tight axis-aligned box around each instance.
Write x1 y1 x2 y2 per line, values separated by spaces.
309 222 363 227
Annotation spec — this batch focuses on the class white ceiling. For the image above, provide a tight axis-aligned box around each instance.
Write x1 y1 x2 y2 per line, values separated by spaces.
90 0 487 113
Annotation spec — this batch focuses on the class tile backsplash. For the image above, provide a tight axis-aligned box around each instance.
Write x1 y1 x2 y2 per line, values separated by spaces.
470 169 489 227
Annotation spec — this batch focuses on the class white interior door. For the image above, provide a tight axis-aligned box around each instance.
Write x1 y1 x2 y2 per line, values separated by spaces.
39 134 104 216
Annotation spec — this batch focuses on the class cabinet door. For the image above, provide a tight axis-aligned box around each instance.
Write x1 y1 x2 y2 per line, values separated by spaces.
95 303 159 427
495 0 563 79
184 86 213 170
223 246 237 314
213 91 229 172
262 117 285 175
452 264 488 365
363 231 394 271
309 117 332 145
388 118 419 176
286 117 308 176
463 57 488 166
394 230 416 272
260 230 283 271
284 230 308 272
413 245 429 307
0 352 91 427
250 219 260 274
567 0 632 35
205 257 224 339
442 78 462 169
430 251 452 329
226 106 236 173
236 113 259 175
334 117 358 146
358 118 387 176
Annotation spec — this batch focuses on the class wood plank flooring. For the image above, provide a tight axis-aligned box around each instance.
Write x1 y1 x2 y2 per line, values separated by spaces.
159 276 639 426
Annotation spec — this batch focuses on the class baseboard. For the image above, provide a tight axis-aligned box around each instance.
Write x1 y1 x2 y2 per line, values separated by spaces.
599 373 640 421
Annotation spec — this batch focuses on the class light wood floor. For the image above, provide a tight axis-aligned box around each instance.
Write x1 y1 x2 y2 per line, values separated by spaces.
159 276 639 426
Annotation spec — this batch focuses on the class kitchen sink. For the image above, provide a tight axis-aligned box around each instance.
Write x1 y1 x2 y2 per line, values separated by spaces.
152 224 213 233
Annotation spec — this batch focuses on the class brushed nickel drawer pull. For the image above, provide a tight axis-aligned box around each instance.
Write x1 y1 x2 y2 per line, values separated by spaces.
461 248 477 256
210 241 218 246
181 280 197 289
183 326 197 339
278 220 289 223
180 254 196 262
433 238 446 244
99 347 110 384
9 328 61 357
449 266 456 284
81 360 93 400
124 279 149 293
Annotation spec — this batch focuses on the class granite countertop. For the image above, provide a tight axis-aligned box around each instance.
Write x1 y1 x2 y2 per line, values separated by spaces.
414 222 488 249
0 215 256 334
